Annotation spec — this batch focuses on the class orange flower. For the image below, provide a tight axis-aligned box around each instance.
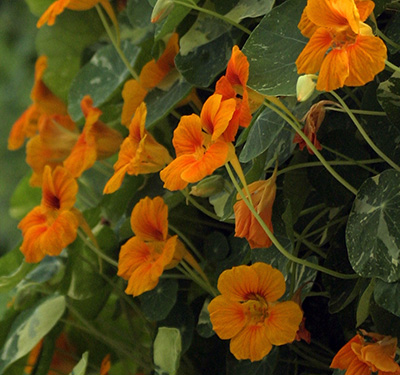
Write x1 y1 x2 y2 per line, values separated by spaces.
100 354 111 375
103 102 172 194
331 330 400 375
18 165 81 263
293 100 340 154
63 95 123 178
121 33 180 126
26 114 79 187
117 197 184 297
234 167 277 249
8 56 67 150
208 262 303 362
159 113 231 191
296 0 387 92
37 0 118 30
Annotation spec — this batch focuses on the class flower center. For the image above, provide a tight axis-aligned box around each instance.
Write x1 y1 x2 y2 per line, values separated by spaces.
243 295 269 324
330 26 357 49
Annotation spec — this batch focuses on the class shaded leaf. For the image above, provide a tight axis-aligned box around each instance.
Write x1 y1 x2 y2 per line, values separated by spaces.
242 0 307 96
139 278 178 321
68 41 141 122
36 9 103 101
69 352 89 375
346 169 400 282
9 174 41 220
224 0 274 22
196 298 214 338
0 295 66 373
377 71 400 128
374 278 400 317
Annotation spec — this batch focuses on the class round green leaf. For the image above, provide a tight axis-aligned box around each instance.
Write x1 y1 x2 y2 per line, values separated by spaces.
377 71 400 129
346 169 400 282
139 278 178 321
153 327 181 375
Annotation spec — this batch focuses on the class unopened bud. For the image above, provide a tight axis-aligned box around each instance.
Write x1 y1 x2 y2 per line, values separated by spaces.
190 175 225 197
151 0 174 23
296 74 317 102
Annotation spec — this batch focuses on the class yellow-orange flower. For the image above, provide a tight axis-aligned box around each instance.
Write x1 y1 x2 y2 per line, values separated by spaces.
63 95 123 178
121 33 180 126
331 330 400 375
234 167 277 249
26 114 79 187
208 262 303 362
160 114 231 191
37 0 118 29
18 165 81 263
296 0 387 92
117 197 185 297
103 102 172 194
8 56 67 150
100 354 111 375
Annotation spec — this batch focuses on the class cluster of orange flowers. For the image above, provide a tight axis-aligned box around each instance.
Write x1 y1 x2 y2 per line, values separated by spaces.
8 0 399 367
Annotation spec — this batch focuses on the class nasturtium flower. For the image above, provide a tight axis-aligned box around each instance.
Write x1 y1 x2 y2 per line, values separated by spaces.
103 102 172 194
26 114 79 187
331 330 400 375
234 167 277 249
208 262 303 362
100 354 111 375
118 197 186 297
159 114 231 191
37 0 118 29
296 0 387 92
121 33 180 126
63 95 123 178
18 166 82 263
8 56 67 150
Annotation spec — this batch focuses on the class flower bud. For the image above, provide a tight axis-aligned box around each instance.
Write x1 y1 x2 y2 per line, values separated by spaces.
190 175 225 197
296 74 317 102
151 0 174 23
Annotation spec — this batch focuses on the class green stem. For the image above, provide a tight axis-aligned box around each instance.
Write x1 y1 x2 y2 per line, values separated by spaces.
325 107 386 116
181 189 222 221
330 90 400 172
178 261 217 297
95 5 139 81
293 234 327 259
173 0 251 35
276 159 382 177
303 216 347 240
225 163 359 280
298 204 326 217
385 59 400 74
168 223 205 263
263 99 358 195
77 229 119 268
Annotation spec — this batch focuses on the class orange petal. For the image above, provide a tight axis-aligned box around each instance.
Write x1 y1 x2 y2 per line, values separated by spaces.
344 34 387 87
229 324 272 362
345 356 372 375
130 196 169 242
298 7 318 38
8 106 41 150
41 165 78 211
361 340 400 373
264 301 303 346
37 0 70 28
117 236 148 280
159 155 193 191
200 94 236 141
356 0 375 21
180 139 229 183
226 45 249 88
103 164 129 194
296 28 332 75
306 0 360 34
90 121 122 159
217 265 259 301
121 80 148 127
331 335 363 369
316 48 350 92
172 114 203 156
208 295 247 339
251 262 286 302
